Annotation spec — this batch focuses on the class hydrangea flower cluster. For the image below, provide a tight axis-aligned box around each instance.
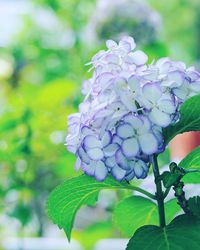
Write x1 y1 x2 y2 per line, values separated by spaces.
66 36 200 182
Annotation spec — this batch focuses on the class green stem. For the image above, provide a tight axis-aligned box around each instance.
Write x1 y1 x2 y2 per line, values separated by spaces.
151 155 166 228
128 185 156 200
163 187 171 199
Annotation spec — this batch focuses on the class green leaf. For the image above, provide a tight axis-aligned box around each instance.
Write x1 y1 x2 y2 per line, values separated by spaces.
113 197 181 237
47 175 138 240
179 146 200 183
126 214 200 250
165 199 181 223
188 196 200 217
113 196 158 237
163 94 200 144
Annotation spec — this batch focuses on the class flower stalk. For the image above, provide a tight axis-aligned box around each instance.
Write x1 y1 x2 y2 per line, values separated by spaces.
151 155 166 228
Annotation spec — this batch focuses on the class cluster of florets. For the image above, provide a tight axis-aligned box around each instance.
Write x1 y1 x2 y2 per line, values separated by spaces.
66 36 200 182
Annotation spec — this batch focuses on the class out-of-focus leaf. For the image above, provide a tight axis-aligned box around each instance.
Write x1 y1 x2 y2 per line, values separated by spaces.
179 146 200 183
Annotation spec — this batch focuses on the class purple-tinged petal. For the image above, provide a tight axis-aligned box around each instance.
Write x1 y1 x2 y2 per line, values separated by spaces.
158 99 176 114
93 108 113 119
121 138 139 158
106 39 118 49
105 156 116 168
83 135 102 149
123 114 143 129
111 165 126 181
104 53 119 64
173 86 189 100
125 170 135 181
190 81 200 92
66 145 77 154
142 83 162 104
134 161 145 178
77 147 90 164
82 79 92 95
187 70 200 81
112 134 123 145
129 50 148 65
116 123 133 138
92 117 105 128
65 134 79 153
160 61 171 73
68 113 80 124
138 133 158 155
92 50 106 63
149 107 171 127
81 162 95 176
81 126 94 136
167 70 184 87
79 101 90 113
115 149 130 170
119 90 137 112
101 130 112 147
120 36 136 50
128 74 140 92
103 143 119 157
139 116 151 131
97 72 114 86
87 148 104 160
75 157 81 171
119 40 131 53
94 161 108 181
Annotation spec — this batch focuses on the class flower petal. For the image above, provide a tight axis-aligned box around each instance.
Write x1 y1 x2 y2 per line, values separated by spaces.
116 123 133 138
149 107 171 127
123 114 143 129
119 90 137 111
142 83 162 104
167 70 184 87
190 81 200 92
121 138 139 158
115 149 130 170
125 170 135 181
111 165 127 181
101 130 112 147
129 50 148 65
128 75 140 92
81 126 94 136
138 133 158 155
105 156 116 168
95 161 108 181
87 148 104 160
103 143 119 157
106 39 118 49
112 134 123 145
77 147 90 164
83 135 101 149
173 86 189 100
158 99 176 114
133 161 145 178
97 72 113 86
120 36 136 50
81 162 95 176
75 157 81 171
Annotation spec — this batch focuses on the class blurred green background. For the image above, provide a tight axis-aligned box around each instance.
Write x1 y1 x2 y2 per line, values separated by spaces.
0 0 200 249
